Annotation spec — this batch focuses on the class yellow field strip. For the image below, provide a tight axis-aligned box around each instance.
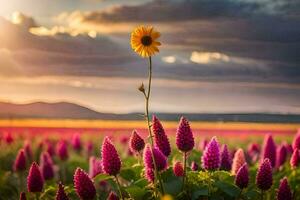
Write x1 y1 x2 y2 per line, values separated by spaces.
0 119 299 131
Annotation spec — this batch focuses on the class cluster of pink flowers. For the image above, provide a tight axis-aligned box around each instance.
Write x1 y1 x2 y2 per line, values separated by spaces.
8 119 299 200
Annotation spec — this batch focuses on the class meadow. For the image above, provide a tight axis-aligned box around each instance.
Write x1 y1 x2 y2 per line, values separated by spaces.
0 25 299 200
0 118 299 200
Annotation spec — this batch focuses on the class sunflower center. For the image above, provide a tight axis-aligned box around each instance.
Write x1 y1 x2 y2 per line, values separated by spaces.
141 35 152 46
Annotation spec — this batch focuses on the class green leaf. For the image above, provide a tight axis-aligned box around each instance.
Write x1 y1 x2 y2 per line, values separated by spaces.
210 194 223 200
120 166 143 182
213 171 234 183
120 168 137 181
243 190 260 200
214 181 241 197
40 185 57 199
94 173 113 182
134 178 149 188
191 186 209 200
163 178 182 196
126 185 147 200
160 168 175 181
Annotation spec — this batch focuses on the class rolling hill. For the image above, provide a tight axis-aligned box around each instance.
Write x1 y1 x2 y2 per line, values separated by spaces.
0 101 300 122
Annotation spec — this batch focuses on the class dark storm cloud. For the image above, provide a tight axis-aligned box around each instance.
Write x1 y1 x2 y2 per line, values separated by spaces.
271 0 300 19
1 1 300 85
163 17 300 64
70 0 300 67
81 0 261 23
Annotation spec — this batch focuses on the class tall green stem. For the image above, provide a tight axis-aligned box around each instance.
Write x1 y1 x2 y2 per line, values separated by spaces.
144 56 164 196
261 190 264 200
35 193 40 200
182 152 187 191
115 175 124 200
237 189 243 200
19 172 24 192
61 161 66 183
207 172 212 199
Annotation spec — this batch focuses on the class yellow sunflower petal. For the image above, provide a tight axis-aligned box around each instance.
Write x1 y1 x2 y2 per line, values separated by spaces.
130 25 161 57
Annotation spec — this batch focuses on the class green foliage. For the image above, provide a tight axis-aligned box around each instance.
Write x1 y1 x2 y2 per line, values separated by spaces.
0 137 299 200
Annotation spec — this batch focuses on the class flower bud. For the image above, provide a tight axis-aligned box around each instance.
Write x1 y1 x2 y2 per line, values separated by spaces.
101 137 121 176
201 137 221 170
74 168 96 200
176 117 194 152
256 158 273 191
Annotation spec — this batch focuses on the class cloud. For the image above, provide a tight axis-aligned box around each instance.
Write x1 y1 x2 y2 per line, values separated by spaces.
51 0 300 67
0 1 299 86
0 0 299 113
0 14 299 84
190 52 230 64
162 56 176 64
72 0 261 23
0 48 22 76
10 11 38 30
29 25 99 38
0 16 138 77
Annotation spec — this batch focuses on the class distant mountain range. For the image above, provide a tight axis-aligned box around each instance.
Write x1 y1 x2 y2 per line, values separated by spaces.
0 101 300 123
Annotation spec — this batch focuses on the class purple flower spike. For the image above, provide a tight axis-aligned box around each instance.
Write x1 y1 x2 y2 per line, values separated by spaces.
261 134 277 168
56 140 69 161
107 191 120 200
101 137 121 176
45 141 55 157
247 143 260 163
256 158 273 191
292 132 300 150
235 163 249 189
14 149 27 172
220 144 232 171
231 148 246 175
4 132 14 144
152 115 171 157
145 168 155 183
143 144 167 171
20 192 26 200
290 148 300 169
24 140 33 162
71 134 82 152
40 152 55 180
173 161 184 177
176 117 194 152
276 145 287 168
277 177 292 200
27 162 44 193
86 141 94 157
56 182 69 200
284 143 293 155
129 130 145 153
191 161 199 171
74 168 96 200
247 143 260 155
201 137 221 170
89 156 102 178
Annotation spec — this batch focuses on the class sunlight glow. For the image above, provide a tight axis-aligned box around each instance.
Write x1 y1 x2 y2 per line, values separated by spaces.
162 56 176 63
11 11 22 24
190 51 230 64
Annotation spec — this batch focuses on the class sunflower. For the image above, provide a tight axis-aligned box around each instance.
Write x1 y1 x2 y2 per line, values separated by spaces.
131 26 161 58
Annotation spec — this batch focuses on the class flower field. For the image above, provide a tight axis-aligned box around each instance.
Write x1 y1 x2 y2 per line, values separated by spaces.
0 24 299 200
0 119 299 200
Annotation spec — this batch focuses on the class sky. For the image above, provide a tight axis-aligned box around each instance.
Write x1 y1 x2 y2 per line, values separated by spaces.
0 0 299 114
